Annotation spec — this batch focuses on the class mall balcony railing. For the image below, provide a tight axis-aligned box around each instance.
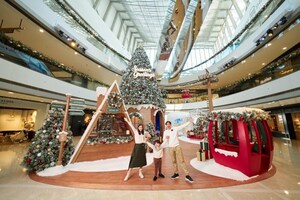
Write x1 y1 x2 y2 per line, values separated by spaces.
0 33 107 91
164 44 300 104
44 0 130 67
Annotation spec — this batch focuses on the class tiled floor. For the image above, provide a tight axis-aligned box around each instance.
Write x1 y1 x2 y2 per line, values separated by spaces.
0 137 299 200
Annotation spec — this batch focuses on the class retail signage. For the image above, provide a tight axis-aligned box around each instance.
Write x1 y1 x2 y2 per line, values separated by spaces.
69 98 85 116
69 110 85 116
51 103 65 109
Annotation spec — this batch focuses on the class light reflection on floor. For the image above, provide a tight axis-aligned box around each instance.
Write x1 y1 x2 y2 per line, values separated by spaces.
0 137 299 200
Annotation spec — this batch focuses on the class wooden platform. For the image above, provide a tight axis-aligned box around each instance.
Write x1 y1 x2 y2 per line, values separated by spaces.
29 141 276 190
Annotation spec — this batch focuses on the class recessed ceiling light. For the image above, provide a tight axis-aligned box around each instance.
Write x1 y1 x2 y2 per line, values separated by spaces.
265 15 268 18
97 65 101 68
248 73 251 76
115 74 119 76
241 60 246 64
283 47 287 50
74 52 78 55
60 63 64 66
268 43 272 46
39 29 44 33
8 91 14 94
262 63 265 66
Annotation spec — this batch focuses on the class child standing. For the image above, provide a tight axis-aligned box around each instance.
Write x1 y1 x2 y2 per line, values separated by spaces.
146 137 169 181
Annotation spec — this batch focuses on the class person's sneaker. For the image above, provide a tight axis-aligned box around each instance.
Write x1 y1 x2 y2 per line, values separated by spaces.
153 176 157 181
159 173 165 178
171 173 179 179
185 175 194 183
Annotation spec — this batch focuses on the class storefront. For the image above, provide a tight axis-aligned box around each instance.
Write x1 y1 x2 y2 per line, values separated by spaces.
0 97 48 144
266 106 300 140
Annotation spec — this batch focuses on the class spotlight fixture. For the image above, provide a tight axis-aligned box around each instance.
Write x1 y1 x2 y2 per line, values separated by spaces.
254 15 288 47
260 36 266 41
221 58 236 69
278 16 287 25
58 30 64 37
256 41 260 46
272 23 278 30
54 24 88 54
267 29 273 37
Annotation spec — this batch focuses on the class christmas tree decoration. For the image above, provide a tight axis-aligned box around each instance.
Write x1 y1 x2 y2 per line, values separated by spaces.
192 117 208 139
21 107 74 172
145 122 159 152
119 46 166 137
145 122 158 141
120 46 166 110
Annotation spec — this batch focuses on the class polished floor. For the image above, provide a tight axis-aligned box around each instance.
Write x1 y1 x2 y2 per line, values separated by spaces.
0 137 299 200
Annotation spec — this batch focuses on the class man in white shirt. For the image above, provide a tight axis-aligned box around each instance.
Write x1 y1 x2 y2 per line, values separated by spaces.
163 118 194 183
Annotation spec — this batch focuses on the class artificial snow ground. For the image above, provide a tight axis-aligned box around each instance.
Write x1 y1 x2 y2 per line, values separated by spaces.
38 153 154 177
38 136 253 181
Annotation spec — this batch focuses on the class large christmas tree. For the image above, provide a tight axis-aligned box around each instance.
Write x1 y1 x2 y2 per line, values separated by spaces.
120 46 166 109
22 107 74 172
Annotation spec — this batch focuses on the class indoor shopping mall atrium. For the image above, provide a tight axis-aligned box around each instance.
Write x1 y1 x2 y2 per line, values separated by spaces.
0 0 299 199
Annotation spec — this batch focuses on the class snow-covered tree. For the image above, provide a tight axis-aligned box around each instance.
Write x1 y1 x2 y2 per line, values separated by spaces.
120 46 166 109
22 107 74 172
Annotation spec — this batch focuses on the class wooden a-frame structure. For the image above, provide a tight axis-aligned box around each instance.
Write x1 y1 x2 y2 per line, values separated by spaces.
68 80 134 164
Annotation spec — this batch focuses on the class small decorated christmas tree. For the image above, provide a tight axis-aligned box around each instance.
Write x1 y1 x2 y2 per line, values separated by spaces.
22 107 74 172
120 46 166 109
145 122 157 140
145 122 158 152
193 117 208 139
